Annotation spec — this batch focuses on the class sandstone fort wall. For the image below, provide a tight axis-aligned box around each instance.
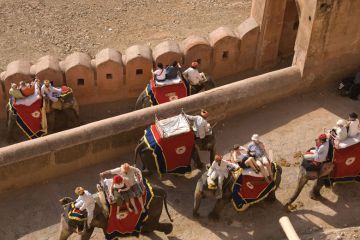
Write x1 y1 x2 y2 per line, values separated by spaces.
0 66 301 192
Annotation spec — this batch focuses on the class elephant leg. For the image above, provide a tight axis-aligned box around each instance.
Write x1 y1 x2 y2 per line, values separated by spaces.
284 168 308 207
310 178 325 199
153 223 173 235
58 216 73 240
64 109 79 129
192 146 203 169
80 227 94 240
140 151 155 176
208 198 227 221
266 190 276 202
209 145 215 165
47 112 55 134
193 181 203 218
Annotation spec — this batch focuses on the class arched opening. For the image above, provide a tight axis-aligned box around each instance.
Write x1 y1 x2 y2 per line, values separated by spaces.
278 0 300 61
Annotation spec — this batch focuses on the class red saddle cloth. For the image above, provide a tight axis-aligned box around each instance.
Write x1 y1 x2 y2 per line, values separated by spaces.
231 163 278 211
105 179 154 239
11 97 45 139
150 77 187 104
331 143 360 181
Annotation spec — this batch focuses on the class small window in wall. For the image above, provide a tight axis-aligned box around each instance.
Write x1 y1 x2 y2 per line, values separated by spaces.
196 59 201 64
222 51 229 60
136 69 143 75
106 73 113 80
293 21 299 30
77 78 85 86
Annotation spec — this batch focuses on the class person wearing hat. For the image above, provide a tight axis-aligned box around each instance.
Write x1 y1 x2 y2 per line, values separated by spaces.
100 163 145 213
185 109 211 140
247 134 273 182
347 112 359 137
74 187 96 228
207 154 238 199
303 134 329 171
41 79 62 102
230 144 259 173
182 61 206 93
110 175 139 217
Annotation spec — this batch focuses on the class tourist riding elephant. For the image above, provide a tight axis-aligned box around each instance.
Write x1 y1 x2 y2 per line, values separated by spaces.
193 163 283 220
284 158 334 208
6 97 79 144
134 75 216 110
133 134 216 175
58 185 173 240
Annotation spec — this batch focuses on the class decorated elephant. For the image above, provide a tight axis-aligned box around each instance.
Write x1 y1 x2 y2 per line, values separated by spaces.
134 74 215 110
133 117 216 176
58 183 173 240
193 163 282 220
6 89 79 143
285 139 360 207
284 160 333 208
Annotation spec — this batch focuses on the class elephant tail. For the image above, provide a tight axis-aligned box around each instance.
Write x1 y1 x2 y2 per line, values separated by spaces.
162 190 173 222
133 138 143 167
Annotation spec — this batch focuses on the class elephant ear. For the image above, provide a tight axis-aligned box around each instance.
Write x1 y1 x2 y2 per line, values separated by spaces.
59 197 73 206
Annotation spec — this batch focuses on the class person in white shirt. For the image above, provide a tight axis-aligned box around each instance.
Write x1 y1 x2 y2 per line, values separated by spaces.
230 144 259 173
247 134 273 182
153 63 166 81
347 112 360 137
74 187 96 228
182 61 206 93
185 109 211 140
207 155 239 199
100 163 145 213
41 79 62 102
303 134 329 171
331 119 348 142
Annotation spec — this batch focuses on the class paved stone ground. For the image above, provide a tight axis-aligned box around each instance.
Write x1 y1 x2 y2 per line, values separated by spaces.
0 87 359 239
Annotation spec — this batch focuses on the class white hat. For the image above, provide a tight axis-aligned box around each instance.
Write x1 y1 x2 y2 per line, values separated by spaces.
336 119 346 127
251 134 259 141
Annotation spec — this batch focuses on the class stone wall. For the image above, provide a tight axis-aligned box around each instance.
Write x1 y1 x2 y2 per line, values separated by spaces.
294 0 360 86
0 16 265 109
0 66 301 192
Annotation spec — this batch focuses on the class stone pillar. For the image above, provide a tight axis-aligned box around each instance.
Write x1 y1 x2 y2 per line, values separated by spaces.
251 0 287 69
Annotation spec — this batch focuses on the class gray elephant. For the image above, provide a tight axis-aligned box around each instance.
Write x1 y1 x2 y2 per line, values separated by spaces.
6 97 79 144
134 75 215 110
193 163 283 220
133 134 216 176
58 184 173 240
284 158 334 208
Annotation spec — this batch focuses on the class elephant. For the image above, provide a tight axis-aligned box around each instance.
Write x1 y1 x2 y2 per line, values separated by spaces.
193 163 283 221
133 134 216 176
284 158 334 208
58 184 173 240
134 75 216 110
5 97 79 144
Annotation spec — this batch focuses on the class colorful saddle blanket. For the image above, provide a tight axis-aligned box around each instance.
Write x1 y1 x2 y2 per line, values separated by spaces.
145 77 188 105
144 114 195 176
105 179 154 239
329 141 360 183
9 97 46 139
66 202 87 231
231 163 279 211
